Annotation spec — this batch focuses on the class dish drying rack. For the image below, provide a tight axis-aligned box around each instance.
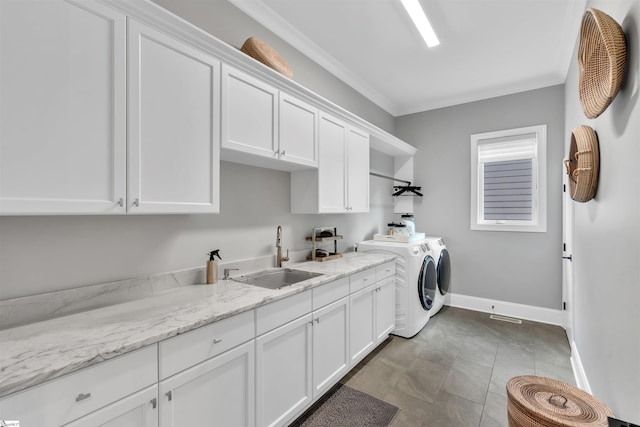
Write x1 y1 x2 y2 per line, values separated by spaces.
306 227 343 262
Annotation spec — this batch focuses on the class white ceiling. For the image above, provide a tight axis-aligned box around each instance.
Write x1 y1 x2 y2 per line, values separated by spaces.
229 0 586 116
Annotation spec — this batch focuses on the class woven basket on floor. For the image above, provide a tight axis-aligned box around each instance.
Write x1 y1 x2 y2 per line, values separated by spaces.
564 125 600 203
240 37 293 78
578 8 627 119
507 376 614 427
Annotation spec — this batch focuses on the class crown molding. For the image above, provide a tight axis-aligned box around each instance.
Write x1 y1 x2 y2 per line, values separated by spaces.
228 0 401 116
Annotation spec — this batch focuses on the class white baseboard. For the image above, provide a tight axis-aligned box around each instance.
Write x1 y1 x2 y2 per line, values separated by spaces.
444 293 564 326
570 340 592 393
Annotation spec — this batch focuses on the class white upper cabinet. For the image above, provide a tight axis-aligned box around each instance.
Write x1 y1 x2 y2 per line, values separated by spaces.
222 65 278 160
346 127 370 213
291 112 370 214
279 93 318 168
221 65 318 171
128 20 220 214
0 0 126 215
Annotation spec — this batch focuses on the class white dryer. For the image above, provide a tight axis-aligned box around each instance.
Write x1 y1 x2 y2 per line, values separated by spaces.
424 237 451 317
356 239 437 338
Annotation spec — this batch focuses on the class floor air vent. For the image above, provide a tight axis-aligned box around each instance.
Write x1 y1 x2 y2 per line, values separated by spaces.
489 314 522 324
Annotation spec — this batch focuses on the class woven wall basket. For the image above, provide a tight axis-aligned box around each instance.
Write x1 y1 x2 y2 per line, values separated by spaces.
564 125 600 203
578 8 627 119
507 376 614 427
240 37 293 78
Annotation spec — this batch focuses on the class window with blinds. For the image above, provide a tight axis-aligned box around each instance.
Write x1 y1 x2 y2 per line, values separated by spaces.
470 125 547 232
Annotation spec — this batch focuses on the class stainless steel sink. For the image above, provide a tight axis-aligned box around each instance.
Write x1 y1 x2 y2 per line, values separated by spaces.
232 269 323 290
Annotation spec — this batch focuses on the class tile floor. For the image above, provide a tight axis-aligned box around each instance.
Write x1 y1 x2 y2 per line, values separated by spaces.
340 306 575 427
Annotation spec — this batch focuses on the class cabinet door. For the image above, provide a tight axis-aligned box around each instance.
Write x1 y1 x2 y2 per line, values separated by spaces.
279 93 318 168
222 65 278 159
349 285 376 366
159 341 255 427
256 314 312 427
346 127 370 213
64 386 158 427
128 20 220 214
375 277 395 343
317 113 347 213
0 0 126 215
312 297 349 399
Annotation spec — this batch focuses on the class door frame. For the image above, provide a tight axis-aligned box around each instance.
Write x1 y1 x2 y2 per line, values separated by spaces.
562 162 575 344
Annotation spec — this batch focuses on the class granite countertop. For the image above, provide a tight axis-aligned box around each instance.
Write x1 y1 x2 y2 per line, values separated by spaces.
0 252 394 398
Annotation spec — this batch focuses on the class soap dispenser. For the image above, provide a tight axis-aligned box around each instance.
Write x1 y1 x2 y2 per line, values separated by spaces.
206 250 222 284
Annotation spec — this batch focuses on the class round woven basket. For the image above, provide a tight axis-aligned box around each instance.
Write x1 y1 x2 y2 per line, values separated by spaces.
564 125 600 203
507 376 614 427
240 37 293 78
578 8 627 119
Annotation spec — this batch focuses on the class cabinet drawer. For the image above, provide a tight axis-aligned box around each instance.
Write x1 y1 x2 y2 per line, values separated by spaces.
312 277 349 310
159 310 254 379
256 290 312 336
0 345 157 427
349 267 376 293
376 261 396 282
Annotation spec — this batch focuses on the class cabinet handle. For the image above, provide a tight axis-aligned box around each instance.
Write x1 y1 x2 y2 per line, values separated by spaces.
75 392 91 402
213 338 223 344
117 198 124 207
274 149 280 156
133 198 140 207
281 150 286 156
166 391 172 401
314 318 320 323
309 320 314 325
150 398 157 409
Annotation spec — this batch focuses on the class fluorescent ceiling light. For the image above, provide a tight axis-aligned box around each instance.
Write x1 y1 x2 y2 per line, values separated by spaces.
400 0 440 47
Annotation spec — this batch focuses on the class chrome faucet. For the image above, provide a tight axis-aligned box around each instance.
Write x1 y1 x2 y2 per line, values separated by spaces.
276 225 289 267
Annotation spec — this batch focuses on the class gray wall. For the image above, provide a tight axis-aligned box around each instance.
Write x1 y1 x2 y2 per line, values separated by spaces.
564 0 640 421
0 0 398 300
395 85 565 309
0 158 394 300
151 0 395 135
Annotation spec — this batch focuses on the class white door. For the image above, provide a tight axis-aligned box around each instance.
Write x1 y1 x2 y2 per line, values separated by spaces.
346 127 370 213
562 163 575 344
375 278 395 343
279 93 318 168
0 0 126 214
318 113 347 213
64 386 158 427
312 297 349 398
128 19 220 214
159 341 255 427
256 314 312 427
349 285 376 366
222 65 278 158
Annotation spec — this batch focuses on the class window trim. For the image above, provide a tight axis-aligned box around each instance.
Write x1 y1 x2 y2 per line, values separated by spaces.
470 124 547 233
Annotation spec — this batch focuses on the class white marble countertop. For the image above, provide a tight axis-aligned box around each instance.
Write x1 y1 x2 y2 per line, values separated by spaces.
0 252 394 398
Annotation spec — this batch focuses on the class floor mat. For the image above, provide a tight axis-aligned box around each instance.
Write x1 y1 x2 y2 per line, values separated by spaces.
290 383 400 427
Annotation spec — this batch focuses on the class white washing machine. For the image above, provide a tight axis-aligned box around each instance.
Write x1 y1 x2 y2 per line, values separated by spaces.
424 236 451 317
356 238 438 338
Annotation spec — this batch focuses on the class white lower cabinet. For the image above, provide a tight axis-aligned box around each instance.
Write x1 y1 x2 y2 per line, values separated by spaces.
64 386 158 427
312 297 350 399
256 314 313 427
349 284 376 366
159 340 255 427
375 277 396 342
350 274 396 367
0 346 157 427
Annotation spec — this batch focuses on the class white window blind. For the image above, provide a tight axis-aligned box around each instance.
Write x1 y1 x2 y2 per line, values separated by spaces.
470 125 547 233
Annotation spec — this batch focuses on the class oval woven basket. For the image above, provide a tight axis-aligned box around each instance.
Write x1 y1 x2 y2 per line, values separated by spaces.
507 376 614 427
578 8 627 119
564 125 600 203
240 37 293 78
